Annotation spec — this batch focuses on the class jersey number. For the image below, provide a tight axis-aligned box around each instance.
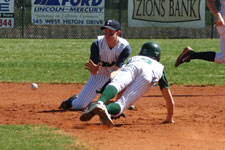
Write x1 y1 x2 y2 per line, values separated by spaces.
141 58 152 64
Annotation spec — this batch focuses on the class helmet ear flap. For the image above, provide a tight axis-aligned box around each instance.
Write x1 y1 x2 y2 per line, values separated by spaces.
140 48 148 56
139 42 161 61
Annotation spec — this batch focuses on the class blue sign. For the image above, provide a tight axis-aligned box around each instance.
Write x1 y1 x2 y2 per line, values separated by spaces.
32 0 105 25
0 0 14 28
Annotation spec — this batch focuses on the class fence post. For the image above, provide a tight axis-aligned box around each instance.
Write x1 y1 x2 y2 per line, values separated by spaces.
118 0 122 23
210 13 214 39
118 0 122 37
21 0 25 38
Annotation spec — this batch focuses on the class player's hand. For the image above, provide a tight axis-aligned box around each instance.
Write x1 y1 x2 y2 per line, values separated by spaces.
161 118 175 124
215 13 225 26
85 60 101 75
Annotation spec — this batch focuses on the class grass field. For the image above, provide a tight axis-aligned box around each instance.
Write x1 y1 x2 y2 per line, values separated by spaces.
0 38 224 150
0 39 224 85
0 125 88 150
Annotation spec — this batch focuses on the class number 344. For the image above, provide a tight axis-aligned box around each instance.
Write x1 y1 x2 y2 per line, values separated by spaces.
0 19 12 27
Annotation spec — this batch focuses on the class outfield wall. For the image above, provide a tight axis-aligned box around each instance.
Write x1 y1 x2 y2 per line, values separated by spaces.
0 0 219 39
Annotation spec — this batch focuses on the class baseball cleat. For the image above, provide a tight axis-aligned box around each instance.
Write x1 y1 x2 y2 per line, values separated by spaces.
128 105 135 110
111 113 126 120
58 94 78 110
80 102 99 121
80 101 113 127
174 46 194 67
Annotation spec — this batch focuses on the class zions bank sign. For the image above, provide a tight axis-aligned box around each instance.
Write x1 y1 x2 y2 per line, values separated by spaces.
128 0 205 28
32 0 104 25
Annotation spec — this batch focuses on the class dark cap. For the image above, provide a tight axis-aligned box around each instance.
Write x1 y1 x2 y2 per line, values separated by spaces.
100 19 121 31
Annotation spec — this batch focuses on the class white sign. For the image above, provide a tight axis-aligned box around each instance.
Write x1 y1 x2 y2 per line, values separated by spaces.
0 0 14 28
32 0 105 25
128 0 205 28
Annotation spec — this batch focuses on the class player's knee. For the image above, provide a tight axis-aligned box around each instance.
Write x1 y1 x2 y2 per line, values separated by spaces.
214 55 225 64
72 100 87 110
217 26 225 36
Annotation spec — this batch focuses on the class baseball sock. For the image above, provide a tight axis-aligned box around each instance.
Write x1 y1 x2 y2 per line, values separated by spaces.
190 51 216 62
106 103 121 115
97 85 118 103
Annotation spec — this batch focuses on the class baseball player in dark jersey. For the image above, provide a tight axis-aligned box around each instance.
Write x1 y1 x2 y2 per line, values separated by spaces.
80 42 175 127
59 19 131 110
175 0 225 67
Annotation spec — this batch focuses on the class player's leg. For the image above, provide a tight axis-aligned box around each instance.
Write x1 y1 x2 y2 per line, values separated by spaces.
114 77 153 116
190 51 215 61
80 100 113 127
98 80 153 122
72 74 110 110
101 71 154 118
174 25 225 67
96 85 118 103
174 47 216 67
214 36 225 64
58 94 78 110
174 25 225 66
80 64 138 124
178 24 225 65
59 73 109 110
106 102 121 115
105 81 153 119
97 64 138 104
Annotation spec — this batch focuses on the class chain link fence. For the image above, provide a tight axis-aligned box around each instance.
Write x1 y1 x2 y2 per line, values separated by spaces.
0 0 219 39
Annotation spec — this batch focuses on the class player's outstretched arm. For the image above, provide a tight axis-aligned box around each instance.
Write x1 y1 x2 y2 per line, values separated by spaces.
161 87 175 124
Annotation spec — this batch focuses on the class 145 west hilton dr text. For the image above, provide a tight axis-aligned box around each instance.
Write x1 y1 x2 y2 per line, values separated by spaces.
32 19 103 25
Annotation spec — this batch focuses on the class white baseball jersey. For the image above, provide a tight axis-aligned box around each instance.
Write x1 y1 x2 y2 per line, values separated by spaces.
214 0 225 64
109 56 164 115
98 35 130 75
72 36 130 109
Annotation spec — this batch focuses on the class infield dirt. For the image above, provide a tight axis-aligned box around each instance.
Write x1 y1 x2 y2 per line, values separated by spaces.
0 83 225 150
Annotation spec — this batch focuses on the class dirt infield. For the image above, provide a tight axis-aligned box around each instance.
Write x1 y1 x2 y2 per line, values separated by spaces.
0 83 225 150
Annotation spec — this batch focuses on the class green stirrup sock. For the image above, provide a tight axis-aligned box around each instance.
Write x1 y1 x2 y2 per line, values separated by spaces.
97 85 118 103
107 103 121 115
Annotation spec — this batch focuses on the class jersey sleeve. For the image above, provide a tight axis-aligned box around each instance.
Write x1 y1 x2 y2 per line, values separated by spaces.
116 45 131 67
158 71 170 90
90 40 100 64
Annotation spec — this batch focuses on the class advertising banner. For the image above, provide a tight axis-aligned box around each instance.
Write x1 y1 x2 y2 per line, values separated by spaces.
128 0 205 28
32 0 105 25
0 0 14 28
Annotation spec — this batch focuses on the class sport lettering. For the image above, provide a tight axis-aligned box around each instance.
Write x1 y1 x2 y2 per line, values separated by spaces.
33 0 102 6
169 0 197 17
136 0 197 17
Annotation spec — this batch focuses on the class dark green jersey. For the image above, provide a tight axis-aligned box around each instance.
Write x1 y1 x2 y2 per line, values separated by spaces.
158 71 169 90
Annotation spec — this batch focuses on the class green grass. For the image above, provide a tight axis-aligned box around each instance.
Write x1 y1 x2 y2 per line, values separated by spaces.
0 39 91 83
0 125 89 150
0 39 224 85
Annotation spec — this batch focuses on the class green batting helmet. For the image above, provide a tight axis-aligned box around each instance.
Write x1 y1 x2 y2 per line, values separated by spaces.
139 42 161 61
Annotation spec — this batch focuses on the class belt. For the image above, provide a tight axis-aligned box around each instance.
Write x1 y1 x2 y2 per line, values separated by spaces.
101 61 116 67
